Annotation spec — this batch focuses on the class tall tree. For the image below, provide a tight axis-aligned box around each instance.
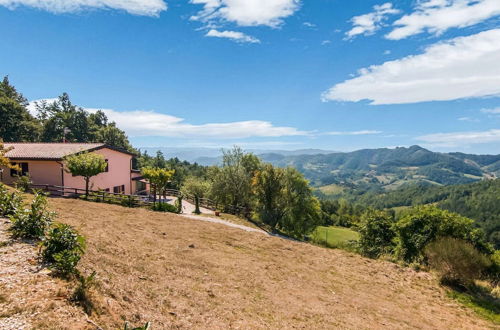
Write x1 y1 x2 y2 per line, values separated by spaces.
0 76 41 141
210 147 260 210
64 152 108 198
182 176 211 214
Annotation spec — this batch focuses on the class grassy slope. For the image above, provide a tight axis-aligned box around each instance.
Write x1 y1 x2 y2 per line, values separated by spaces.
311 226 359 248
42 197 493 329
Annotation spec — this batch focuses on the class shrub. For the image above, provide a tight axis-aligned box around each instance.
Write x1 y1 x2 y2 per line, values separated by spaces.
394 205 492 263
15 175 32 192
72 271 97 314
0 186 23 218
358 210 395 258
9 191 53 239
425 237 491 287
152 202 177 213
41 223 86 276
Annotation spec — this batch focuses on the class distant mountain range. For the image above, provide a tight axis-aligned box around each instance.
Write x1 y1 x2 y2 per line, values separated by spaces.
140 145 500 194
259 145 500 194
139 147 336 165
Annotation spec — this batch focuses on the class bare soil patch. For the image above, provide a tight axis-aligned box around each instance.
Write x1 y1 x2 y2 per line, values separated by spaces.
40 197 494 329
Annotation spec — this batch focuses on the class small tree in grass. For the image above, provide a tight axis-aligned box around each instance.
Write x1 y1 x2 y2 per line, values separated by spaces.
182 176 211 214
141 167 175 205
65 152 107 198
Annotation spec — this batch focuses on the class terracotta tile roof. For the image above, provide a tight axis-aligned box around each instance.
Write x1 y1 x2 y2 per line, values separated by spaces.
4 143 106 160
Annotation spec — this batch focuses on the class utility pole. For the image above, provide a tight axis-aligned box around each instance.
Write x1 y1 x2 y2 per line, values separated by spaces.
63 127 71 143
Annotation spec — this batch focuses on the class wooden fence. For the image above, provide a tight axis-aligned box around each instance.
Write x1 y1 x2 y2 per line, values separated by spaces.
29 184 241 213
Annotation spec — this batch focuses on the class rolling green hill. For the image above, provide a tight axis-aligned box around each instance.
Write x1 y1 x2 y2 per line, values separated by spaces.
260 145 500 195
352 179 500 249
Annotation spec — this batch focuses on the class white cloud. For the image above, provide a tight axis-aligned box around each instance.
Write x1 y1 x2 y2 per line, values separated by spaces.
346 3 399 39
322 29 500 105
0 0 167 16
190 0 300 27
26 98 58 116
458 117 480 122
417 129 500 147
326 130 382 136
387 0 500 40
206 29 260 43
481 107 500 114
95 108 308 138
321 40 331 46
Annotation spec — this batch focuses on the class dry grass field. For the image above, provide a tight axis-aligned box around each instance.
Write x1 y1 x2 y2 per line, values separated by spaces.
1 196 496 329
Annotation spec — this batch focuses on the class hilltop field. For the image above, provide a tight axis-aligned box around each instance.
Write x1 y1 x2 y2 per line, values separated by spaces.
1 197 495 329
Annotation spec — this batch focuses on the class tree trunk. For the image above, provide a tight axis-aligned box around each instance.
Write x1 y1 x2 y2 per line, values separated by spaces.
85 177 90 199
194 196 201 214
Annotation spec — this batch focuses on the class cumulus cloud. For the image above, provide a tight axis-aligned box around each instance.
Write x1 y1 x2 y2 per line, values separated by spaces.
346 3 399 39
322 29 500 105
387 0 500 40
206 29 260 43
0 0 167 16
190 0 300 27
417 129 500 147
326 130 382 136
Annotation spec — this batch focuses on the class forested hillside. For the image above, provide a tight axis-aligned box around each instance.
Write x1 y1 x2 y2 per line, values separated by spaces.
353 179 500 249
260 145 500 193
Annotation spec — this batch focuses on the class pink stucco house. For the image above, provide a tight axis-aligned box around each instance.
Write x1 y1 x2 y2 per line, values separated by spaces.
1 143 148 195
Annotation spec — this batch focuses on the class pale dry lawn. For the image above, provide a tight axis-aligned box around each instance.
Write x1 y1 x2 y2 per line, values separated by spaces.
1 194 495 329
39 197 495 330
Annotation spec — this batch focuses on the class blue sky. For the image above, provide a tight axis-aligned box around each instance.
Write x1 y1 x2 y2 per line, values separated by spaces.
1 0 500 154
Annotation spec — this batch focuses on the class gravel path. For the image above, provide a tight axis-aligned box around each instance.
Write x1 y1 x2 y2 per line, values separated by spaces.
180 213 268 234
164 196 268 234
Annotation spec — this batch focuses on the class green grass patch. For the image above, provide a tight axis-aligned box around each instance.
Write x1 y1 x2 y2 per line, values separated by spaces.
310 226 359 250
446 288 500 324
317 184 345 196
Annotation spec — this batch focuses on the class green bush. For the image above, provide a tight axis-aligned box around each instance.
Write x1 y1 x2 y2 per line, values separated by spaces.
124 321 151 330
15 175 32 192
0 184 23 218
72 271 97 314
394 205 492 263
41 223 86 276
358 210 395 258
152 202 177 213
9 191 54 239
425 237 491 287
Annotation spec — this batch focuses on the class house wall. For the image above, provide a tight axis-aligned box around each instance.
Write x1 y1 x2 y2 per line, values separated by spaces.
63 148 133 194
0 161 63 186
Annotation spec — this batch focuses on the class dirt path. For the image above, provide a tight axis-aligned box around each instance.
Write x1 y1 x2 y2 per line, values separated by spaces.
0 219 90 329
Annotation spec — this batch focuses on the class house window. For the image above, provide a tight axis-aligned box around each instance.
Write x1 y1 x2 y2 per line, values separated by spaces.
105 159 109 172
113 185 125 194
10 162 29 177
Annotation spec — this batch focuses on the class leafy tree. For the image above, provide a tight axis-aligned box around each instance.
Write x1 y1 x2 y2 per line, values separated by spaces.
252 163 285 227
358 210 395 258
394 205 492 263
0 140 18 173
0 76 41 141
210 147 260 211
65 152 108 198
96 123 134 152
141 167 175 204
279 168 322 238
182 176 211 214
